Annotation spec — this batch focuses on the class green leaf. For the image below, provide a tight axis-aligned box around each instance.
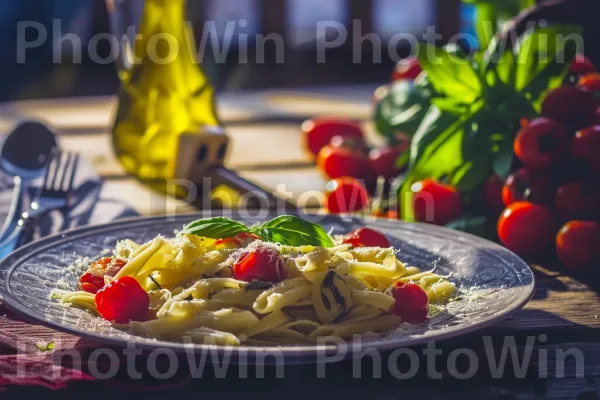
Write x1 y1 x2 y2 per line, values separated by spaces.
516 25 581 104
474 3 497 50
180 217 249 238
375 78 435 138
258 215 334 248
35 341 55 352
492 147 514 180
417 43 482 103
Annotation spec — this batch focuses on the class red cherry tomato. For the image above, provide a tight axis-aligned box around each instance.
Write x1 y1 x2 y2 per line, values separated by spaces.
570 54 596 76
541 86 595 130
502 168 555 207
556 221 600 270
325 177 370 214
391 282 429 323
317 145 375 181
391 57 422 81
329 135 368 153
342 227 391 248
514 118 569 170
572 126 600 174
412 179 462 226
302 118 364 158
215 232 260 248
232 247 283 283
95 276 150 323
497 202 556 257
554 181 600 221
368 147 406 179
484 174 506 215
578 73 600 92
79 257 127 294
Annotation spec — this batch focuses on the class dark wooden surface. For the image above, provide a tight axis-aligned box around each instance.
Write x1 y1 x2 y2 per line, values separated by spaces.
0 87 599 399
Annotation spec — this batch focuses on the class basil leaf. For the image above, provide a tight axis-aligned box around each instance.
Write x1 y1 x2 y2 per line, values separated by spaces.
259 215 334 247
516 25 581 105
180 217 249 238
375 78 435 138
417 43 482 103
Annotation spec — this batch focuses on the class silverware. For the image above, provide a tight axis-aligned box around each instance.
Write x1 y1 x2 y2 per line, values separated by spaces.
0 121 58 241
0 151 79 258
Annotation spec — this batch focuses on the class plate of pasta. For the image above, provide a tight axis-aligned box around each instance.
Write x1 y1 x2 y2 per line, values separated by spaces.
0 213 534 362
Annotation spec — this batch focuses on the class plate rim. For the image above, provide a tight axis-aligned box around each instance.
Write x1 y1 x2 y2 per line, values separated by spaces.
0 212 535 362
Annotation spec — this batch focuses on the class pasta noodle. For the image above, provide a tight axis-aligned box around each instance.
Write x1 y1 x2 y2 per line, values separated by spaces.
55 220 457 346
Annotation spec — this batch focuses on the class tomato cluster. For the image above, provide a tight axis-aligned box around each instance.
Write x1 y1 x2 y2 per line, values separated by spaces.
493 60 600 270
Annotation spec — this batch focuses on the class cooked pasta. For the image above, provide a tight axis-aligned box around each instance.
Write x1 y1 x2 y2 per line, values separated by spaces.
54 216 456 346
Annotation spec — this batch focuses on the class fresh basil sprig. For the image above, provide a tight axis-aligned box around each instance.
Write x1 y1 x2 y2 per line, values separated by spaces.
180 215 334 248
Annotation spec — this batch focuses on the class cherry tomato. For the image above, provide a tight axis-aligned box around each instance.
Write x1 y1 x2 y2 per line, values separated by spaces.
556 221 600 270
302 118 364 158
215 232 260 249
497 202 556 257
232 247 283 283
514 118 569 170
79 257 127 294
578 73 600 93
502 168 555 207
484 174 506 215
369 147 406 179
570 54 596 76
572 126 600 174
412 179 462 226
317 145 375 181
391 282 429 323
325 177 370 214
541 86 595 131
391 57 422 81
95 276 150 323
554 181 600 221
342 227 391 248
329 135 368 154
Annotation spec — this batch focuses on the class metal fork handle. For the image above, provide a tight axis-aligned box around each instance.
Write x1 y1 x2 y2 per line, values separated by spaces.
0 177 24 243
0 214 36 260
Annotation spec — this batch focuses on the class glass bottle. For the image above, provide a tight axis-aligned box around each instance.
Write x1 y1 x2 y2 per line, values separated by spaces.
107 0 220 192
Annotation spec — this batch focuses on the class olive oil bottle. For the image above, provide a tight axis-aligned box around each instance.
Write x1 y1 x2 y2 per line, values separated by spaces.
110 0 219 192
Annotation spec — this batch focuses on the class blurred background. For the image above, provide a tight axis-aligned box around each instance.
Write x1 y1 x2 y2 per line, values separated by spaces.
0 0 475 102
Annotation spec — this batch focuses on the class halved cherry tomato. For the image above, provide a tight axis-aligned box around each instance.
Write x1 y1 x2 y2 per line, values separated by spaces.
95 276 150 323
317 145 375 181
325 177 370 214
342 227 390 248
232 247 283 283
554 181 600 221
412 179 462 226
514 118 569 170
391 57 422 81
570 54 596 76
497 202 557 257
215 232 260 249
572 126 600 174
502 168 555 207
541 86 595 131
391 282 429 323
556 221 600 270
484 174 506 215
302 118 364 158
369 146 406 179
79 257 127 294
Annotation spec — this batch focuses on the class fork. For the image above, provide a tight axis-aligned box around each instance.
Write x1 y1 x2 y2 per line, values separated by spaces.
0 151 79 257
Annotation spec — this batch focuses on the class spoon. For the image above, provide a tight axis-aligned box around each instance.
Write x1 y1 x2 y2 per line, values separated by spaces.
0 121 58 241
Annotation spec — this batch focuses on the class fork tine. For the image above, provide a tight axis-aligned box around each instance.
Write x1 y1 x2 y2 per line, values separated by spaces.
42 149 58 190
66 153 80 192
58 152 73 192
47 151 62 191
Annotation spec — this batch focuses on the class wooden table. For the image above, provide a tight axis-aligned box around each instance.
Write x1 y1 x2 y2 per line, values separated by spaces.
1 87 599 399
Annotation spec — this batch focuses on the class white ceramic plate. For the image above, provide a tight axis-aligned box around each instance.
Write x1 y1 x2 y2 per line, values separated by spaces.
0 213 534 363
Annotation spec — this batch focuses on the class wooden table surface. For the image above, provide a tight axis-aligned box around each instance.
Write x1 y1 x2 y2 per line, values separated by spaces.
1 87 599 399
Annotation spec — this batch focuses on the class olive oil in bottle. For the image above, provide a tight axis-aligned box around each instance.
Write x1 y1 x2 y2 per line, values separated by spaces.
111 0 219 192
